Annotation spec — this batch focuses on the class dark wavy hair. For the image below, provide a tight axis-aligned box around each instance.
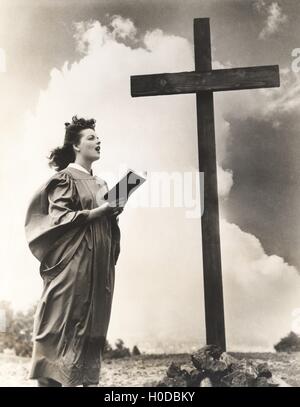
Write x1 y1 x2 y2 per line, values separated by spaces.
47 115 96 172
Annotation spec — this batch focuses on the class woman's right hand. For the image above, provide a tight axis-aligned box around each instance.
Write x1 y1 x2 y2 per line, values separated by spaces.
98 201 125 217
87 198 126 221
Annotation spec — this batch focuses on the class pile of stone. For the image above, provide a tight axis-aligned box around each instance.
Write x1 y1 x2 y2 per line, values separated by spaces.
154 345 279 387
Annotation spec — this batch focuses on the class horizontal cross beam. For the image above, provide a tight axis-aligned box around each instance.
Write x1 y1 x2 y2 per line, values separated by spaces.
131 65 280 97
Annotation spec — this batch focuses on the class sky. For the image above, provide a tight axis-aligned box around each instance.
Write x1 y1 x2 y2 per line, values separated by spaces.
0 0 299 352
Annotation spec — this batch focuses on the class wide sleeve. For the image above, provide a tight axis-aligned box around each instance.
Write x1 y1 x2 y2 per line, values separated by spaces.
47 172 90 227
25 171 90 263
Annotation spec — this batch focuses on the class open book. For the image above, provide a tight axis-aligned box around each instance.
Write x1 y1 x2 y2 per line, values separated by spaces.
103 169 147 206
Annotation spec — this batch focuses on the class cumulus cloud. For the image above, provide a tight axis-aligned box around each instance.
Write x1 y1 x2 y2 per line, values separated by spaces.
217 165 233 198
110 15 137 41
1 16 299 352
255 1 288 39
214 67 300 129
73 15 138 55
221 220 300 350
263 70 300 114
73 20 108 54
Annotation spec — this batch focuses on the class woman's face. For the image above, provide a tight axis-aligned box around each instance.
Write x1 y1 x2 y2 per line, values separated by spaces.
75 128 101 162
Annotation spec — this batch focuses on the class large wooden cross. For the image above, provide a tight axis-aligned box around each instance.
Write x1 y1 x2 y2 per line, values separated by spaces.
130 18 280 351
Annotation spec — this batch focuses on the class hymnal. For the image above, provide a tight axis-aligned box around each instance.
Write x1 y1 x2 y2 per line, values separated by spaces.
103 169 147 206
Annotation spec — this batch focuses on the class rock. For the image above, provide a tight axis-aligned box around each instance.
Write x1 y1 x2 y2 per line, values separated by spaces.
221 371 256 387
257 362 272 379
254 377 271 387
254 376 279 387
180 368 193 382
155 377 173 387
219 352 238 369
156 375 188 387
165 362 191 384
196 345 224 360
170 375 189 387
155 347 278 388
200 377 213 387
221 360 258 387
191 346 228 381
186 369 204 387
237 359 258 376
166 362 182 378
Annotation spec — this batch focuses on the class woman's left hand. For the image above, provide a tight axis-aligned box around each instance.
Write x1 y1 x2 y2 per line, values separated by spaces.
110 206 124 217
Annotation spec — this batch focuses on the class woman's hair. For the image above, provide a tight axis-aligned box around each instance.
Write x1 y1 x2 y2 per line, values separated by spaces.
48 115 96 171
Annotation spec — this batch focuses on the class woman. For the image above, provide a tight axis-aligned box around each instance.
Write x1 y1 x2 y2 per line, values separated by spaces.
24 116 125 387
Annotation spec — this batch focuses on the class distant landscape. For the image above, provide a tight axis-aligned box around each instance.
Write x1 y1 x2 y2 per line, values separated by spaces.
1 300 300 387
0 351 299 387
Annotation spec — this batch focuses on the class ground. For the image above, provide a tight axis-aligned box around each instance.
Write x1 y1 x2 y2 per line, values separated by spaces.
0 352 299 387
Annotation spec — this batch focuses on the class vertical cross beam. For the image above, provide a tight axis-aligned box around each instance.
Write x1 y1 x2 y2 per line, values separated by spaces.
194 18 226 350
131 17 279 351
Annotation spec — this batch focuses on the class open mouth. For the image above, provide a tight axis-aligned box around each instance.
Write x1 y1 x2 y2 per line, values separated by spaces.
95 147 101 153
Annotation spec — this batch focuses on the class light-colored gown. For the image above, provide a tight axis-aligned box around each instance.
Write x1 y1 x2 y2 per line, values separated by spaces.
24 164 121 386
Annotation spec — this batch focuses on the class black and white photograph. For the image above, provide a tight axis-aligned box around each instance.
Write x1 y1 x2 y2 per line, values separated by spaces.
0 0 299 389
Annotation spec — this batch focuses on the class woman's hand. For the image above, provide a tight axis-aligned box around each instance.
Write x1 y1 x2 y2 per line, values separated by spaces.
100 201 125 217
87 198 126 221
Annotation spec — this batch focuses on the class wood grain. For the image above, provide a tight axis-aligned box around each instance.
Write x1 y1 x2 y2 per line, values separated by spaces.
131 65 280 97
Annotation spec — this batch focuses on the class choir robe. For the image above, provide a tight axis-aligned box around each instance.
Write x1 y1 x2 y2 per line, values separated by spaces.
24 166 121 386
